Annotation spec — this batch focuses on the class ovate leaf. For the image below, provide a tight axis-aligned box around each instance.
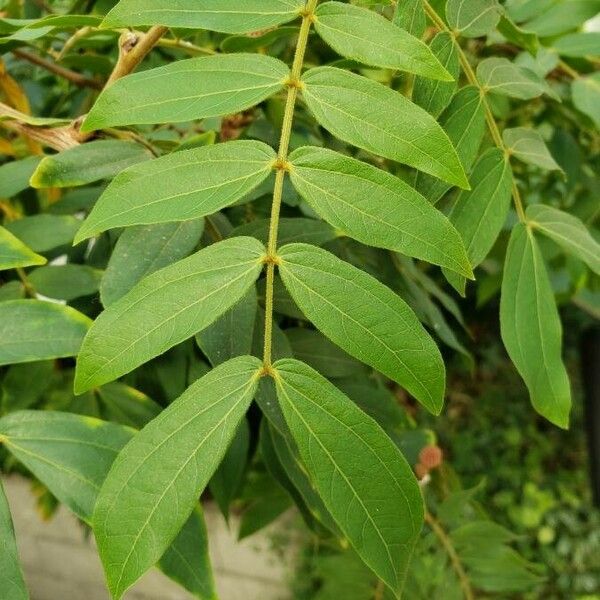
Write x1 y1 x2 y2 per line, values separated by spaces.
93 356 261 599
102 0 304 34
527 204 600 274
30 141 150 188
274 359 424 596
278 243 445 413
75 141 275 242
82 54 289 131
446 0 503 38
0 410 216 600
0 226 46 271
100 220 204 307
503 127 562 171
0 479 28 600
500 224 571 428
314 2 452 80
444 149 513 294
301 67 469 188
288 146 473 277
74 237 265 393
413 32 460 118
28 265 102 300
0 300 91 366
477 57 547 99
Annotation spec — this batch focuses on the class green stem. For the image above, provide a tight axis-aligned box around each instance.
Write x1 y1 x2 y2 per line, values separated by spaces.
263 0 318 368
422 0 526 223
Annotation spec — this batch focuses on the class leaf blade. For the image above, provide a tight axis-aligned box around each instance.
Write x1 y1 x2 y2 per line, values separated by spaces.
0 226 46 271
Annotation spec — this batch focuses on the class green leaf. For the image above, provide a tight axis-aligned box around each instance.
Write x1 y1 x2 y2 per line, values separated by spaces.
0 479 28 600
100 220 204 307
500 224 571 428
443 149 513 294
209 418 250 519
1 361 54 413
30 141 151 189
300 67 469 188
96 382 162 428
82 54 289 131
0 156 41 198
572 73 600 128
278 243 445 413
446 0 504 38
75 141 274 242
0 300 91 366
288 146 473 277
503 127 562 171
5 215 81 252
28 265 102 300
393 0 425 37
527 204 600 275
497 16 539 55
287 327 365 378
414 85 486 204
102 0 304 33
75 236 265 393
413 32 460 118
93 356 261 599
477 57 547 99
553 32 600 57
523 0 600 37
273 358 424 596
0 226 46 271
0 410 216 600
231 217 337 246
314 2 452 80
196 287 257 366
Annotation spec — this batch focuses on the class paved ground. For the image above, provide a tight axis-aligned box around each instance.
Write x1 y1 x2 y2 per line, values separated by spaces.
3 475 295 600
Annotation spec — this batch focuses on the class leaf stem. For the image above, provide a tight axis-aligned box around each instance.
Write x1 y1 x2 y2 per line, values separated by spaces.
263 1 318 367
422 0 526 223
424 511 474 600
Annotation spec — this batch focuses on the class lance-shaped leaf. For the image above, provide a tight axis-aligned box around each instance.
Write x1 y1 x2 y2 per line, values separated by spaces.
0 156 41 198
527 204 600 275
82 54 289 131
571 74 600 129
273 359 424 596
75 141 275 242
0 225 46 271
446 0 504 38
443 149 513 294
94 356 261 599
30 140 151 188
0 410 216 600
278 244 445 414
301 67 469 189
414 85 486 204
500 224 571 428
102 0 304 34
477 57 547 99
288 146 473 277
413 32 460 118
100 220 205 307
393 0 425 37
74 236 265 393
0 300 91 366
0 479 28 600
314 2 452 80
503 128 562 171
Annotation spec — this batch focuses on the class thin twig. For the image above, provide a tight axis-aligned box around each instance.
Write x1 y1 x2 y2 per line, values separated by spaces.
425 512 474 600
12 48 102 90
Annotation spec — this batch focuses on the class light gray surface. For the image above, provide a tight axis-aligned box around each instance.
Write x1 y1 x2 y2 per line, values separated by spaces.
3 475 294 600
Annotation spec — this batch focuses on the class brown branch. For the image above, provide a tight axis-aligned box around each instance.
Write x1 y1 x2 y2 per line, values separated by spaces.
12 48 102 90
0 119 80 151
